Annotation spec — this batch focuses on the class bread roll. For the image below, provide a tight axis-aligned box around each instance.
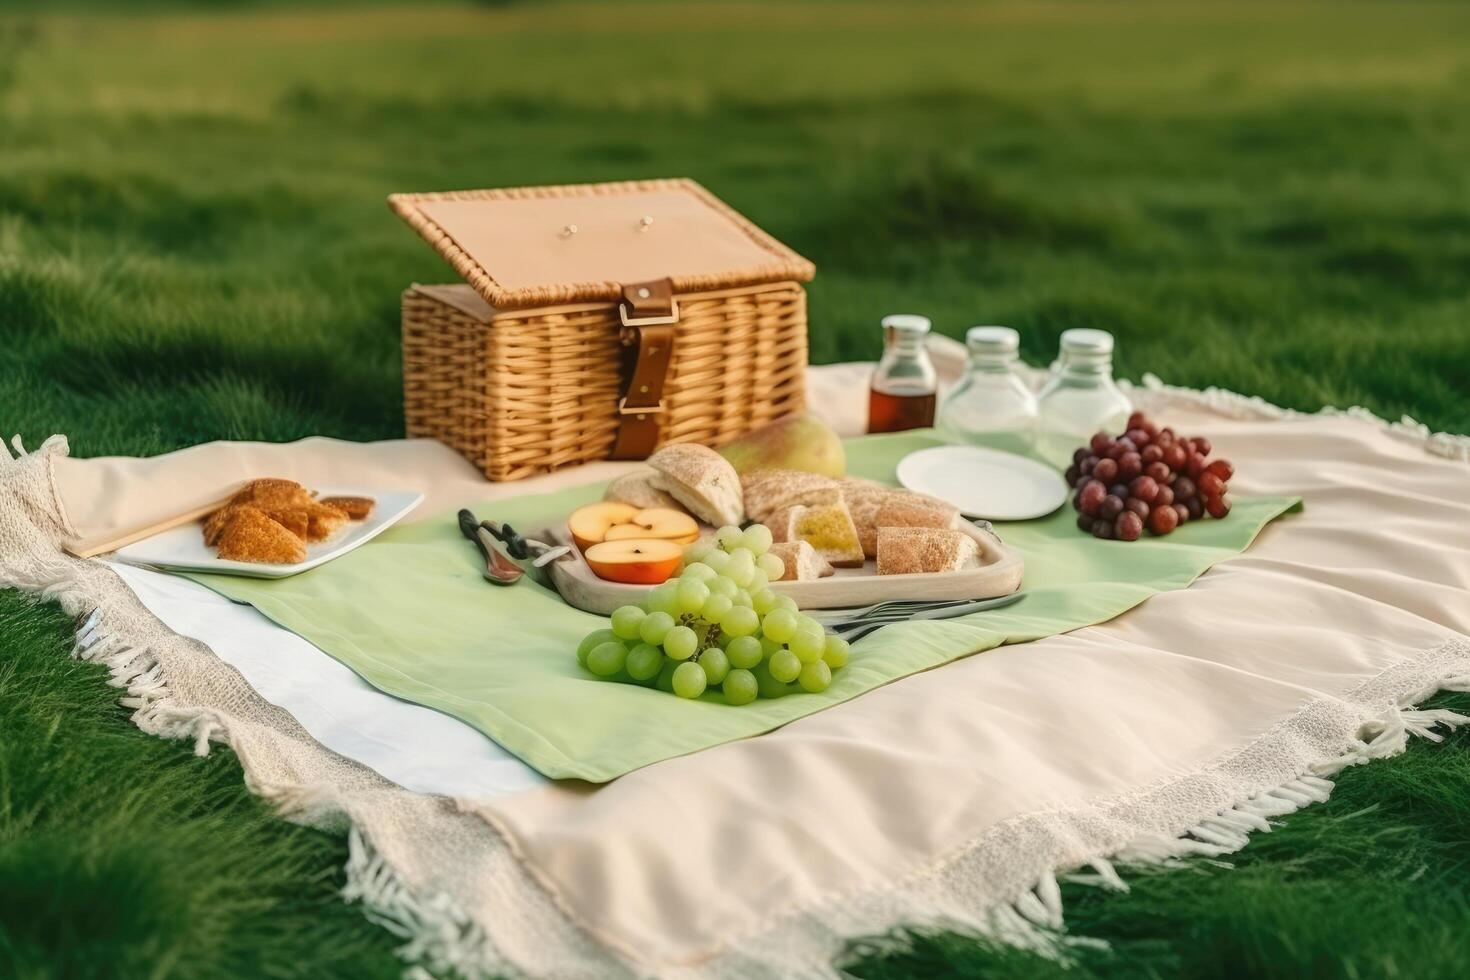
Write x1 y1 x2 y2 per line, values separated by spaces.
604 469 682 511
647 444 744 526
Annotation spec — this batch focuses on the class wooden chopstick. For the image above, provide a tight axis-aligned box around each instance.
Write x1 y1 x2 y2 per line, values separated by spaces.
65 491 240 560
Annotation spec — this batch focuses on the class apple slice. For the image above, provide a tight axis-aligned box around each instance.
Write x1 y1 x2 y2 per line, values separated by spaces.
583 538 683 585
568 501 640 551
601 507 699 546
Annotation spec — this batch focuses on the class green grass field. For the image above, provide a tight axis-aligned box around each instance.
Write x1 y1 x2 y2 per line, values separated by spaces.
2 2 1469 977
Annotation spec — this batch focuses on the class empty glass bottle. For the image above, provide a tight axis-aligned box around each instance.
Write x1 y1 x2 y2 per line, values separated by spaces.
1034 328 1132 469
936 326 1037 456
868 314 938 434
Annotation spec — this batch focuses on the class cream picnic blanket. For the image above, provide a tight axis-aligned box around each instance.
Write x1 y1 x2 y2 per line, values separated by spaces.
3 349 1468 979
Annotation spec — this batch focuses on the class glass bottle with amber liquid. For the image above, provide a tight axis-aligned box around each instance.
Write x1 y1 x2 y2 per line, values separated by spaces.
868 314 938 433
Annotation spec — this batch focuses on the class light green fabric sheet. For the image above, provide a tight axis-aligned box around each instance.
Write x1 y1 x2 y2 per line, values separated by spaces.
187 432 1299 783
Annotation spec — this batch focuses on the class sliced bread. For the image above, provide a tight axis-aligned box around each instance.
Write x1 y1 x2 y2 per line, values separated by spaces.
874 494 958 534
647 444 744 527
875 527 978 575
215 506 309 565
840 478 896 558
742 469 841 524
770 500 865 568
767 540 835 581
604 469 683 511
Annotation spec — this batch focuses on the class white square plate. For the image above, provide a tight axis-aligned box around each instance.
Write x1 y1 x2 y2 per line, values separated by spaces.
111 487 425 579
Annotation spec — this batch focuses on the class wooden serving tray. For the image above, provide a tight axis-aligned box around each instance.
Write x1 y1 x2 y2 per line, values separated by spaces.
544 521 1023 616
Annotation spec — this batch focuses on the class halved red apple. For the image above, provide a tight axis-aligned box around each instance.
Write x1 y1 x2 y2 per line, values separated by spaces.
602 507 699 546
583 538 683 585
568 502 639 552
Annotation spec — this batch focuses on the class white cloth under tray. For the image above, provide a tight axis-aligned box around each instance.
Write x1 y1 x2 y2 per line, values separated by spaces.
108 562 545 800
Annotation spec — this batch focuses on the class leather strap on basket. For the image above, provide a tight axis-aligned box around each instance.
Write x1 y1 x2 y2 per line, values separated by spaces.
610 278 679 460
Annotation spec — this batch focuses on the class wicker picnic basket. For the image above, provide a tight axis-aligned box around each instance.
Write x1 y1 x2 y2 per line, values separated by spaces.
389 178 815 482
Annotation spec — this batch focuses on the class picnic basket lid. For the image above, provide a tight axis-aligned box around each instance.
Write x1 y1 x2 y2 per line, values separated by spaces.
388 178 815 311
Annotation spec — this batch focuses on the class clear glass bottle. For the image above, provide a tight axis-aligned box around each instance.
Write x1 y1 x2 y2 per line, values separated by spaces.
868 314 937 434
936 326 1037 456
1034 328 1132 469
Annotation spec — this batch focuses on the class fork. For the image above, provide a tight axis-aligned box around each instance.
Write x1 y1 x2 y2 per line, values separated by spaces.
808 596 979 625
824 592 1026 642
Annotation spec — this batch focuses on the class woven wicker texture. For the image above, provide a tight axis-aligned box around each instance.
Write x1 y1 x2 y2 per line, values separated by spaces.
389 178 814 310
402 283 808 482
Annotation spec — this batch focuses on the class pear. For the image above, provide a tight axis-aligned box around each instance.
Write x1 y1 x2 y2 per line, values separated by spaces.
718 415 846 478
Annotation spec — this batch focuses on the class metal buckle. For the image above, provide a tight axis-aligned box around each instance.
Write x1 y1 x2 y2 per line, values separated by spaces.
617 397 664 416
618 298 680 328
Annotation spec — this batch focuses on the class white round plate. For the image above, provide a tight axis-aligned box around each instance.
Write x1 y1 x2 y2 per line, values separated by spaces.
896 446 1068 521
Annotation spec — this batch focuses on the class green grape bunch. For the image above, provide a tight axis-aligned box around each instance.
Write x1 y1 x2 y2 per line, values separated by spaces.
575 522 851 703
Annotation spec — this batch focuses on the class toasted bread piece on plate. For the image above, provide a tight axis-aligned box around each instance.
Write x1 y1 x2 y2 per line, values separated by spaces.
269 508 311 540
215 506 308 564
767 540 835 581
647 444 744 526
232 478 315 510
875 527 979 575
202 505 240 547
304 503 349 541
319 495 376 521
206 479 317 545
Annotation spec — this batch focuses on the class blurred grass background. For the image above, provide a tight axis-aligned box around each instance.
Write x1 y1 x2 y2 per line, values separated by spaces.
2 1 1469 977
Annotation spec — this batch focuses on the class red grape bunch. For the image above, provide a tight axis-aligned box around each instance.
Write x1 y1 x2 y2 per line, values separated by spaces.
1067 411 1235 541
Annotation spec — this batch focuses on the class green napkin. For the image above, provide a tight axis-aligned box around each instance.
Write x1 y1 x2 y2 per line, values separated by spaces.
186 432 1299 783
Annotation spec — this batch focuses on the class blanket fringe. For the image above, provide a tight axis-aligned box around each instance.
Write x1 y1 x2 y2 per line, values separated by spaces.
1094 703 1469 875
342 828 503 980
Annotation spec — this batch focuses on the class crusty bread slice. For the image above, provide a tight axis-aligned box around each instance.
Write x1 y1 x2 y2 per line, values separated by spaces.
647 444 744 527
843 482 960 558
319 495 376 520
215 506 308 564
840 478 895 558
205 479 319 545
770 500 865 568
742 469 841 524
232 478 315 511
874 494 958 534
875 527 978 575
203 479 361 557
767 540 835 581
604 469 682 511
